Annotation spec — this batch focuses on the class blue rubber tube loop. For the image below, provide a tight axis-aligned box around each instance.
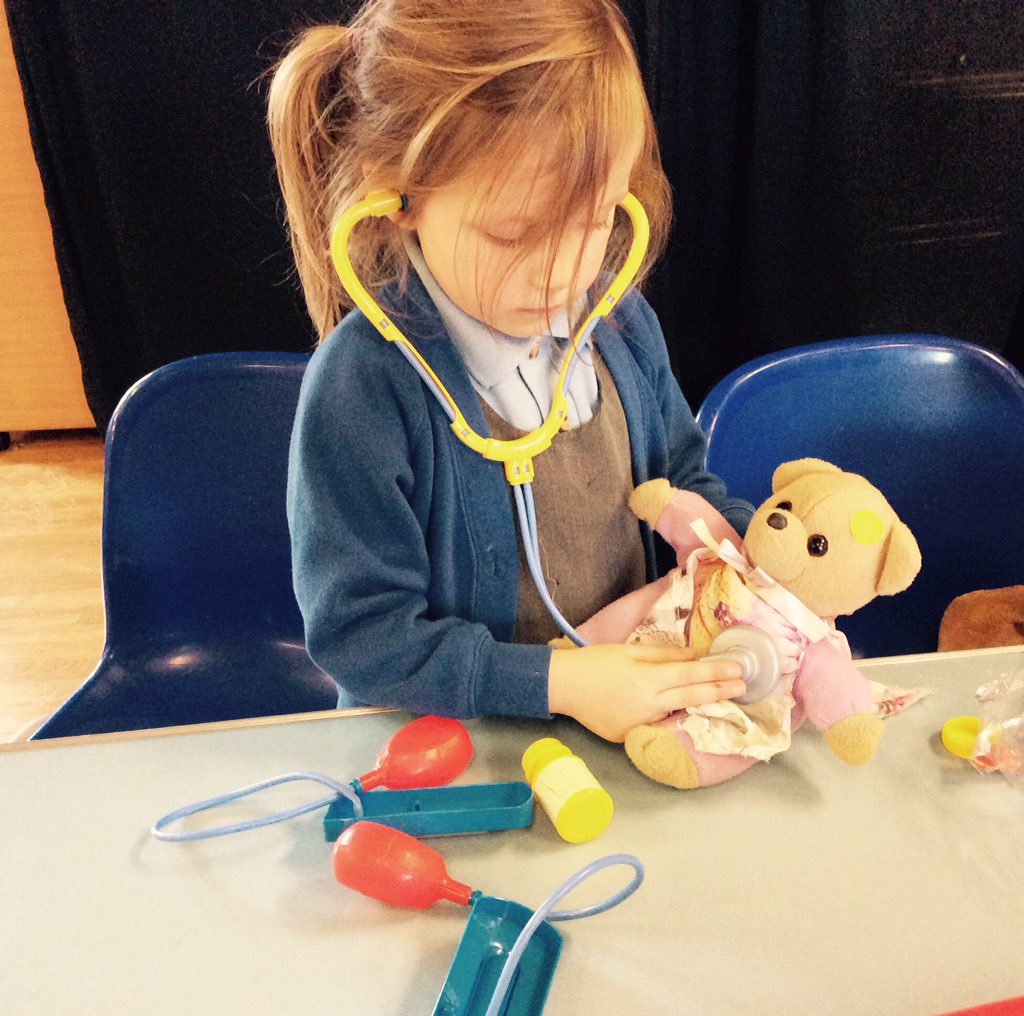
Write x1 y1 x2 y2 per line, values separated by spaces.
151 772 363 842
484 853 644 1016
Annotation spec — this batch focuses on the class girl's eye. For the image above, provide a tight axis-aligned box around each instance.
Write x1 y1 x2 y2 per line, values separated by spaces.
485 233 523 249
483 210 614 250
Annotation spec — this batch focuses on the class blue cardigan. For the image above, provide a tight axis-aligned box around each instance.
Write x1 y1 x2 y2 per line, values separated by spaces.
288 275 753 718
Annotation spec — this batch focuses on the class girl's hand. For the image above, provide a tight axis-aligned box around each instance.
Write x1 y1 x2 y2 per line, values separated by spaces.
547 644 746 743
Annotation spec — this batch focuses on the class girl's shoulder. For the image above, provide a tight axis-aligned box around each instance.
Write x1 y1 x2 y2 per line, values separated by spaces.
301 276 464 446
307 278 441 384
312 308 391 370
295 290 443 448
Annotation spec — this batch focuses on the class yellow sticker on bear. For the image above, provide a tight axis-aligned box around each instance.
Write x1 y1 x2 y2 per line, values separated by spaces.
850 509 884 545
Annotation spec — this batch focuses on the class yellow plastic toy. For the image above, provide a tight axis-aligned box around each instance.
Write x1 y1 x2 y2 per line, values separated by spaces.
941 716 984 761
330 190 650 485
522 738 613 844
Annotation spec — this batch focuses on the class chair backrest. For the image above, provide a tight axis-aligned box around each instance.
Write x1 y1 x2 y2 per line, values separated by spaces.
101 352 311 641
696 334 1024 658
33 352 338 738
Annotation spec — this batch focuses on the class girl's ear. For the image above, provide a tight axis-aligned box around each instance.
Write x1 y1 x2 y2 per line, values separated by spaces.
389 204 416 229
362 160 414 228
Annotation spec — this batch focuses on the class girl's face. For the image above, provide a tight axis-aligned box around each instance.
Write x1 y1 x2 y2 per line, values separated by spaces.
403 149 635 338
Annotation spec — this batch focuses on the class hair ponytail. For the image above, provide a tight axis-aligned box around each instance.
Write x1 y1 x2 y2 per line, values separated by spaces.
267 25 359 338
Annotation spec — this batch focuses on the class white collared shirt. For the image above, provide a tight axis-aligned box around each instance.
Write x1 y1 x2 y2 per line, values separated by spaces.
404 235 598 430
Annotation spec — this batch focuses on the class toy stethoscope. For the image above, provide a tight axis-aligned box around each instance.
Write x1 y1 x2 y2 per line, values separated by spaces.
330 189 652 646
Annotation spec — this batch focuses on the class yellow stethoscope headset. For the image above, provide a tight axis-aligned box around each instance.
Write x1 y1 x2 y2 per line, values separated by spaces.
330 189 650 644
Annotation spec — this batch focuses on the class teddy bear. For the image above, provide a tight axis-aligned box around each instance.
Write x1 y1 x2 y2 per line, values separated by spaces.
571 458 922 789
938 586 1024 652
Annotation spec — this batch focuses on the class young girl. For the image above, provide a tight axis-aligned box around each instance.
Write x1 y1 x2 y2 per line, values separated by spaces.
267 0 754 743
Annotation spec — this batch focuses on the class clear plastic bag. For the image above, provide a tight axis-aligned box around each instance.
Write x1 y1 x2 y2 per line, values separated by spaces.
969 668 1024 790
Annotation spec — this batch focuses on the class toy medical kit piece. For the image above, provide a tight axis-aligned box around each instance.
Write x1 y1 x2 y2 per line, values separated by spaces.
332 821 643 1016
439 853 643 1016
332 819 475 908
705 624 783 704
323 715 533 838
437 895 562 1016
330 189 651 648
521 738 613 843
152 716 476 842
941 716 985 762
941 667 1024 789
152 770 365 842
330 190 649 488
323 780 534 840
355 715 473 790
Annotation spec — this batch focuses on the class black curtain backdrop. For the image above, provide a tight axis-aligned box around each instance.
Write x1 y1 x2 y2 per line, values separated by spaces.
6 1 1024 429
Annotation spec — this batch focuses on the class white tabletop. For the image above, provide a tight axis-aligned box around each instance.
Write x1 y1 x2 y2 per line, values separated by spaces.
2 648 1023 1015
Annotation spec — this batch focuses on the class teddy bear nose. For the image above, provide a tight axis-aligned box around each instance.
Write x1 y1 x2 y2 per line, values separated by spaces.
767 512 788 530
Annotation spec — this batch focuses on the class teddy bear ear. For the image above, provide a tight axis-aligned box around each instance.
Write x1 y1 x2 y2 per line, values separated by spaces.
876 519 922 596
771 458 843 492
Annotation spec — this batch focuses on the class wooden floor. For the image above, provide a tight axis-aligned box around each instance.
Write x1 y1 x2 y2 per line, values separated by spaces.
0 429 105 741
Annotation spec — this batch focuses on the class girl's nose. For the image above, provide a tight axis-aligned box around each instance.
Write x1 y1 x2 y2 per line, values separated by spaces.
529 239 579 294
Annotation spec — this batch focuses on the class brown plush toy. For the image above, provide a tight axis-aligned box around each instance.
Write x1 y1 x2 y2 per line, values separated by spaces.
938 586 1024 651
567 458 922 789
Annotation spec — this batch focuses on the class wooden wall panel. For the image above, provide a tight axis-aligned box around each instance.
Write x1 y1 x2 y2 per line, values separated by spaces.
0 5 93 431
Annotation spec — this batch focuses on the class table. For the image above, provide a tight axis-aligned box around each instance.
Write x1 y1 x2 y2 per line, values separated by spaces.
3 648 1023 1015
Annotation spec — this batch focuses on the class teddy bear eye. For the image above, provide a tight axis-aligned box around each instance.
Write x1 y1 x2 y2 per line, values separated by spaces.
776 501 792 511
807 534 829 557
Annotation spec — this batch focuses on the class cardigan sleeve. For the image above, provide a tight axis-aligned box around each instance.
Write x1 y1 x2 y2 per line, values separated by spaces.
287 317 553 720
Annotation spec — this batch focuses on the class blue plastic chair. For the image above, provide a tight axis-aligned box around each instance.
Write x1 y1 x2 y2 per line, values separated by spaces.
33 352 338 738
696 334 1024 658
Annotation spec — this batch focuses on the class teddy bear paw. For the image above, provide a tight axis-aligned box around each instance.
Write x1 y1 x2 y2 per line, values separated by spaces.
823 713 884 766
628 478 674 527
625 724 700 789
547 635 578 650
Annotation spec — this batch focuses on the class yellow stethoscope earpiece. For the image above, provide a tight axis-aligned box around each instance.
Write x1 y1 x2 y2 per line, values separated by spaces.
330 189 650 485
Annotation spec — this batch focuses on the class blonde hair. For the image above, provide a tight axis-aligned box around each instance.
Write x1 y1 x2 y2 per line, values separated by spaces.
267 0 671 339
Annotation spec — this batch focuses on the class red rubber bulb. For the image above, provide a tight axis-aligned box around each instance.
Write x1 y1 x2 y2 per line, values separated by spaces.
332 821 474 909
357 715 473 791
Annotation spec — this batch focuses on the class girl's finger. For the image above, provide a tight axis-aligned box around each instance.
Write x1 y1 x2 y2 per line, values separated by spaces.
626 643 698 663
655 657 744 688
656 677 746 712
